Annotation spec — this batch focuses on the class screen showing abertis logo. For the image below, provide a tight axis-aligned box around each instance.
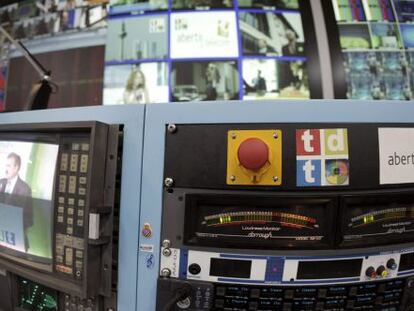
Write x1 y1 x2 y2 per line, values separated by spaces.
379 128 414 185
296 128 350 187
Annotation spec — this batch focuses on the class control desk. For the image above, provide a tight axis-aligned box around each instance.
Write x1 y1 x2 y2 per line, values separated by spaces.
138 100 414 311
1 101 414 311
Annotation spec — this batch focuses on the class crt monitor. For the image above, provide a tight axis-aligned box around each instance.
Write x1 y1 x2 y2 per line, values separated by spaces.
0 121 120 310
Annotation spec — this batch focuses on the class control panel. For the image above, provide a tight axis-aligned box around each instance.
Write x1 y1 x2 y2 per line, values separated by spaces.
157 123 414 311
157 276 411 310
55 139 90 280
210 279 405 310
160 249 412 286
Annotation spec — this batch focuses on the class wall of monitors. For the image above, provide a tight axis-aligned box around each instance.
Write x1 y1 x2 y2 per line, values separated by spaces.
325 0 414 100
103 0 322 104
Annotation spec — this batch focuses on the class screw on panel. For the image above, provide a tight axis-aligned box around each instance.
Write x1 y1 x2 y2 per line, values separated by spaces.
231 133 237 139
230 175 236 182
167 124 177 133
272 176 279 182
162 239 171 248
164 178 174 187
162 248 172 257
273 133 278 139
161 268 171 277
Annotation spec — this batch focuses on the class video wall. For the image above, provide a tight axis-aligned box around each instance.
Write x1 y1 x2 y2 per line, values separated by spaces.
103 0 320 104
328 0 414 100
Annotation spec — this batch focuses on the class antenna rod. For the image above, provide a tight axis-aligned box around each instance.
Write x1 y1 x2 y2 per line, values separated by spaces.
0 25 50 79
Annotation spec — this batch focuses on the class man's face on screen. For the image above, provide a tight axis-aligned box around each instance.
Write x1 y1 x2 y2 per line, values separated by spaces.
5 157 19 180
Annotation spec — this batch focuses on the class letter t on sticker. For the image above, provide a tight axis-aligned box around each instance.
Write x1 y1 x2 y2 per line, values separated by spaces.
302 130 314 153
304 160 315 183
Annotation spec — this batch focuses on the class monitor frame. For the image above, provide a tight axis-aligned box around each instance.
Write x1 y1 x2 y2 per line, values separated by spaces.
0 121 120 299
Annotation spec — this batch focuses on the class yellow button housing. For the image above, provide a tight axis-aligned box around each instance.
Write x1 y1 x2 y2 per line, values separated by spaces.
227 129 282 186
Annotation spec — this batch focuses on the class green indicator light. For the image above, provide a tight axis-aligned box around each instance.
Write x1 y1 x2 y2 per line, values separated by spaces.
44 295 58 309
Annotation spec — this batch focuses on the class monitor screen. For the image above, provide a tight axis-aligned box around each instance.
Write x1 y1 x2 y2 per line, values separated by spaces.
0 141 58 266
104 63 169 104
326 0 414 100
104 0 321 104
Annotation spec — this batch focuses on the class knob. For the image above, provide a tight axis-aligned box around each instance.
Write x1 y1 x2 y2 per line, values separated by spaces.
387 258 397 270
177 297 191 309
237 138 269 171
365 266 376 278
188 263 201 275
376 266 388 278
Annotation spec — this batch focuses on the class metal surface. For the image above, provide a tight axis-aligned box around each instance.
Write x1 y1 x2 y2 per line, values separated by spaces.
139 100 414 310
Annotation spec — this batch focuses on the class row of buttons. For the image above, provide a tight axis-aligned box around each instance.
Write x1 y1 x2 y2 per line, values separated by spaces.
60 143 89 169
214 281 405 310
57 195 85 233
58 180 87 233
64 294 95 311
59 175 87 195
55 247 83 270
61 153 89 173
218 280 405 298
55 141 90 281
55 234 85 278
215 299 400 310
57 141 89 235
55 143 89 279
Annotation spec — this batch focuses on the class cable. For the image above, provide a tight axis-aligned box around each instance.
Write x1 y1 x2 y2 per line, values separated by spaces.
162 285 192 311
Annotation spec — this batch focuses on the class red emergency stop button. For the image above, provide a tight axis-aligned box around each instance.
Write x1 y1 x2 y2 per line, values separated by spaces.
237 138 269 170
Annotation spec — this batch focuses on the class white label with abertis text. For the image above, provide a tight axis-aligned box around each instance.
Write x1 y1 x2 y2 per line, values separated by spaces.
379 128 414 185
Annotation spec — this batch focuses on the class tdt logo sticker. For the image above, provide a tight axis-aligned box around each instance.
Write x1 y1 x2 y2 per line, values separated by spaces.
296 129 350 187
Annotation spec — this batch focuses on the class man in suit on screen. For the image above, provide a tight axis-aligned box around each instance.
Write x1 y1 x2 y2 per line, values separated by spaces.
0 152 33 251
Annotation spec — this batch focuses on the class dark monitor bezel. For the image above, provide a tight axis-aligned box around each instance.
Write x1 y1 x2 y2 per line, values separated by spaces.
0 121 118 299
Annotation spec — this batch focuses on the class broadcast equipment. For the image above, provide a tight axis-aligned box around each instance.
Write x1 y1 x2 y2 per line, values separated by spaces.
0 121 120 311
155 121 414 310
